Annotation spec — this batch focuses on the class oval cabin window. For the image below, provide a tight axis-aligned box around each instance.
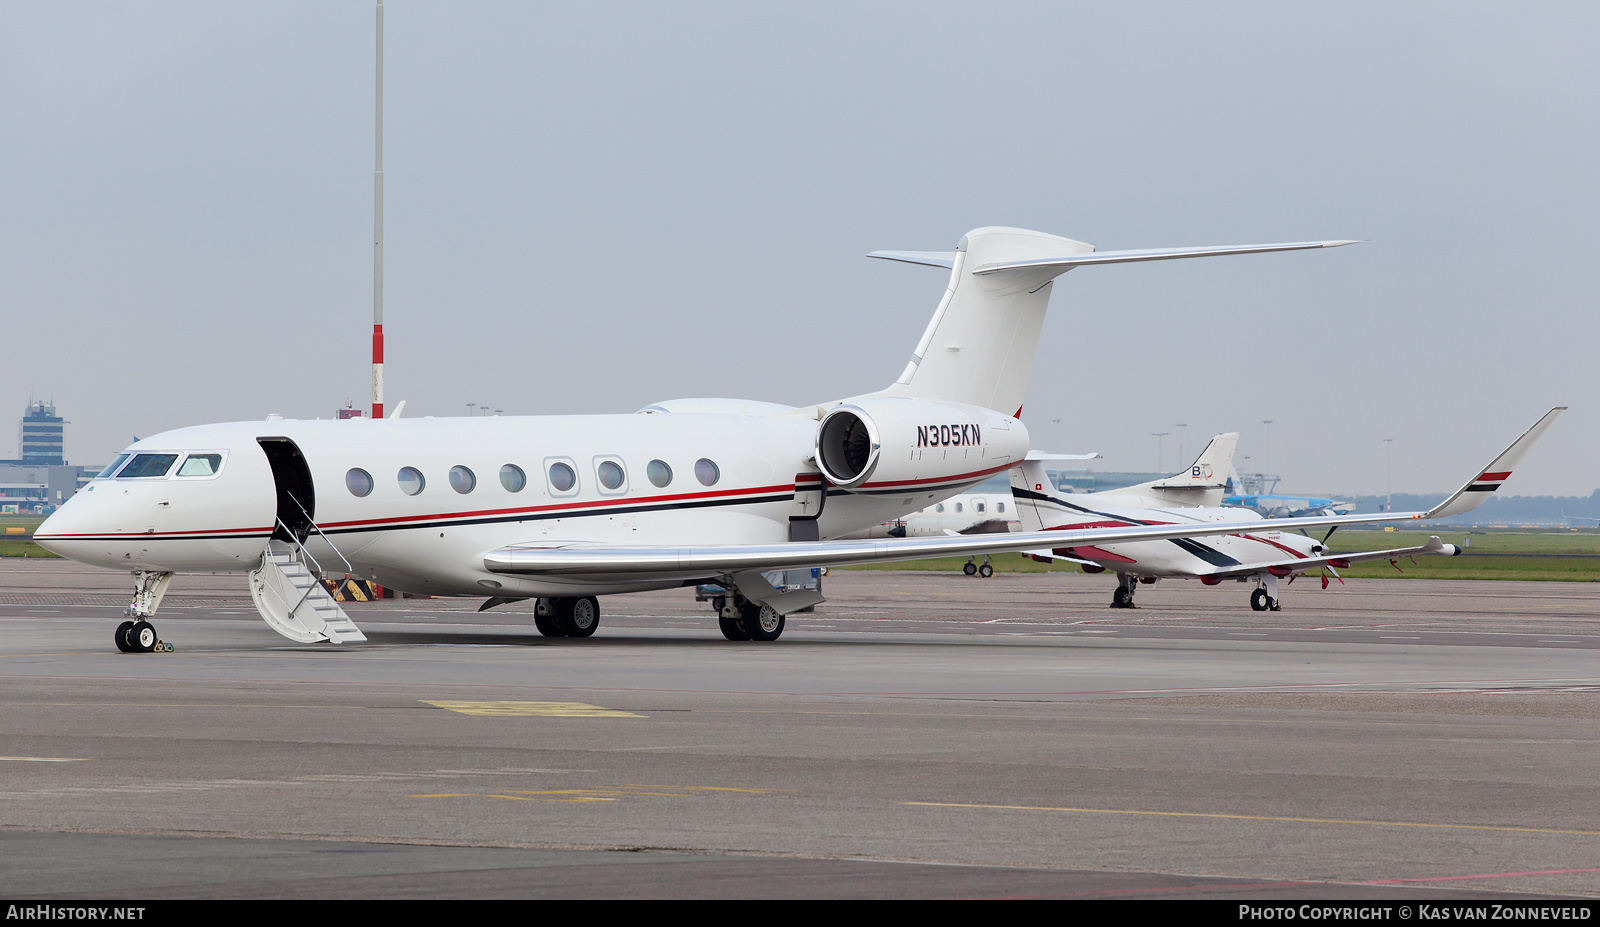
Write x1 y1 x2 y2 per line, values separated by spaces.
398 467 425 496
548 462 577 493
500 464 526 493
694 458 720 486
450 466 476 494
346 468 374 497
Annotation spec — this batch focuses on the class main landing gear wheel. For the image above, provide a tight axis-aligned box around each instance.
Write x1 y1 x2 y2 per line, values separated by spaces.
963 561 978 576
1111 586 1134 609
115 621 136 653
532 599 563 637
558 596 600 638
719 615 751 641
978 562 994 578
740 602 785 642
1250 588 1280 612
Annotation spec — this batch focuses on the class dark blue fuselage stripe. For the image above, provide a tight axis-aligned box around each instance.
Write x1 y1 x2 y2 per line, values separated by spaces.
1012 486 1239 565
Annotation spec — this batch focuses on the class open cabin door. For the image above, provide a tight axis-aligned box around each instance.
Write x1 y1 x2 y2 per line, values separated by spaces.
257 437 315 542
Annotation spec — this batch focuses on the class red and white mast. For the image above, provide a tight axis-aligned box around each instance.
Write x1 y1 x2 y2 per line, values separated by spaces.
371 0 385 419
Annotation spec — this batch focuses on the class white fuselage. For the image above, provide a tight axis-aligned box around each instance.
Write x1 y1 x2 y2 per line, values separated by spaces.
1029 495 1322 579
37 408 1029 597
881 492 1019 537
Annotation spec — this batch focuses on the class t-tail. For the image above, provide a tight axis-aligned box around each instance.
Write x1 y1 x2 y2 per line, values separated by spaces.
1010 458 1071 532
864 229 1356 415
1093 432 1239 509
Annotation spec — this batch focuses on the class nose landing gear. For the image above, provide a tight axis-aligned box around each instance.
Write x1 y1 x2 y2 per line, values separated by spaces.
116 571 175 653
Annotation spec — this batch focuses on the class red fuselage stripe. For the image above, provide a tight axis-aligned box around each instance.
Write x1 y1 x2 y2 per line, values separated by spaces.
858 461 1011 490
36 526 273 540
315 482 796 529
1236 534 1307 558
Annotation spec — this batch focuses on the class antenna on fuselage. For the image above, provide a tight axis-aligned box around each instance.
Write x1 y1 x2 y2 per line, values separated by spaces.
371 0 385 419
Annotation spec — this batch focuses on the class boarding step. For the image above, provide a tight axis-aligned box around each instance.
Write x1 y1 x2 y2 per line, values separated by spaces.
247 541 368 644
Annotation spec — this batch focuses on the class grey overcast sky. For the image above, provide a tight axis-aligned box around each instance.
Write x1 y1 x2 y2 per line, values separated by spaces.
2 2 1594 496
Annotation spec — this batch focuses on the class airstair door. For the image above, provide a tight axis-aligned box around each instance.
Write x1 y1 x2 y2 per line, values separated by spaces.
257 437 315 542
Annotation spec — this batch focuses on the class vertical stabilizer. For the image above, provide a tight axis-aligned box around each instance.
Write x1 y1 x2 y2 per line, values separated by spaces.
1094 432 1239 508
865 232 1354 416
875 227 1093 415
1009 459 1057 532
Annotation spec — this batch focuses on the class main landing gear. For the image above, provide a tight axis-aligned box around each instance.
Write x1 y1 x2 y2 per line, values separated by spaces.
963 556 994 578
1110 573 1139 609
115 571 174 653
1249 575 1282 611
711 593 785 642
532 597 601 638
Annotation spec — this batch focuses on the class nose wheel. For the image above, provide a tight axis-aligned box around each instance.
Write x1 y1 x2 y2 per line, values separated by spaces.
115 620 172 653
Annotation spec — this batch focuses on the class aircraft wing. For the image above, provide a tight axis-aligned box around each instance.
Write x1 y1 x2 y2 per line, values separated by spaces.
1190 535 1461 581
484 509 1449 580
484 408 1563 582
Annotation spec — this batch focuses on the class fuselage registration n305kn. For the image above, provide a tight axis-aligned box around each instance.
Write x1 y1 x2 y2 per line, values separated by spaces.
37 227 1535 651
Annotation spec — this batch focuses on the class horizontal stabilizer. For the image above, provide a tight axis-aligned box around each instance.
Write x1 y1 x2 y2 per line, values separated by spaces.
971 241 1358 275
867 251 958 269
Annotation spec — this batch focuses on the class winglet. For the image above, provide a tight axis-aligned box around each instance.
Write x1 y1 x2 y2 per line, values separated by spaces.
1419 407 1566 520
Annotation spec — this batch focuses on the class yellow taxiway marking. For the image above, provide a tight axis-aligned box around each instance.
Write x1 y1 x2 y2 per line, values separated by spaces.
624 784 794 793
0 756 94 763
410 793 620 803
422 700 644 718
411 785 786 802
904 802 1600 837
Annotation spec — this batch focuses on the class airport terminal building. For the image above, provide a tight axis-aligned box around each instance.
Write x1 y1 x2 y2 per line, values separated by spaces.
0 401 96 513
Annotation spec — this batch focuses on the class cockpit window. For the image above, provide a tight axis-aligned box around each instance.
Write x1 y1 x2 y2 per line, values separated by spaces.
96 454 131 479
176 453 223 477
117 454 179 479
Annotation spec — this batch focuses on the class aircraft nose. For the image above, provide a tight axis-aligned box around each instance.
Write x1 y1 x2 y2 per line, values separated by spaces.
32 492 107 563
32 508 70 557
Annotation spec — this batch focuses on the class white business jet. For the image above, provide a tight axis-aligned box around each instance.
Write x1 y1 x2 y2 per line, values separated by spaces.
42 226 1484 651
1010 409 1564 610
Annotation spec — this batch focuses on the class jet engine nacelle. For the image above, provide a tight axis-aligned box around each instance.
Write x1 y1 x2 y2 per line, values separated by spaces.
814 397 1028 493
